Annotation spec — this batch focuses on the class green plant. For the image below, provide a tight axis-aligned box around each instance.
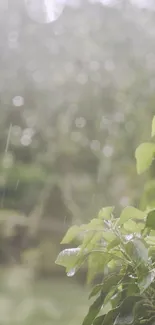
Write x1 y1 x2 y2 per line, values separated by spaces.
55 116 155 325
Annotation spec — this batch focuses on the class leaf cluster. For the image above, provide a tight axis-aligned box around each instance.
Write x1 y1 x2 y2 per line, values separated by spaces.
56 116 155 325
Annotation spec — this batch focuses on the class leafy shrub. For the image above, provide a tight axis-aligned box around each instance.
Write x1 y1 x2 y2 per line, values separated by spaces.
56 116 155 325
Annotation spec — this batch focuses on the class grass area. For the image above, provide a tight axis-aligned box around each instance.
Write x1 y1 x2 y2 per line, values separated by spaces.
0 267 89 325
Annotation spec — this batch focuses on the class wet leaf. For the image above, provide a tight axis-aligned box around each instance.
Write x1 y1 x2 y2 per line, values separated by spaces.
146 209 155 230
98 207 115 220
93 315 105 325
61 225 80 244
138 270 155 293
123 220 144 233
56 248 80 267
125 238 148 264
82 292 105 325
145 235 155 245
102 307 120 325
102 231 117 242
107 237 120 250
135 142 155 174
89 284 103 299
88 218 104 230
80 231 103 254
87 252 109 284
119 207 145 225
114 296 142 325
89 274 123 299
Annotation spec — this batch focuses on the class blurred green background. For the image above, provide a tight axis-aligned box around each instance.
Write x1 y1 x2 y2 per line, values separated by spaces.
1 0 155 323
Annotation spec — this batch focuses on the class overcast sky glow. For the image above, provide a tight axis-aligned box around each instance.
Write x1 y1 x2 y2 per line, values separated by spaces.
25 0 155 25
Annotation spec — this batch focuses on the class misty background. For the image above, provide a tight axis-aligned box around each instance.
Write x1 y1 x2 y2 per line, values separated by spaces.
0 0 155 324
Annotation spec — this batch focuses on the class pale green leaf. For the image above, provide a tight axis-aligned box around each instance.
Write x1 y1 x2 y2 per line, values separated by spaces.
145 236 155 246
80 232 103 254
87 252 110 284
55 248 81 272
82 292 105 325
135 142 155 174
151 116 155 137
146 209 155 230
119 206 145 225
98 207 115 220
123 220 144 233
88 218 104 229
125 238 148 264
61 225 80 244
102 231 117 242
138 270 155 293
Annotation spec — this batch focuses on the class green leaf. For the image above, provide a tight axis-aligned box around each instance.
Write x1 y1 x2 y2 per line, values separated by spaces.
98 207 115 220
56 247 89 277
125 238 148 264
135 142 155 174
89 284 103 299
101 301 112 315
93 315 105 325
107 237 120 250
138 270 155 293
119 206 145 225
127 283 139 296
151 116 155 137
146 209 155 230
123 220 144 233
114 296 142 325
89 274 123 299
145 235 155 245
102 307 120 325
55 248 80 268
80 229 105 257
102 231 117 242
87 252 108 284
82 292 105 325
88 218 104 229
61 225 80 244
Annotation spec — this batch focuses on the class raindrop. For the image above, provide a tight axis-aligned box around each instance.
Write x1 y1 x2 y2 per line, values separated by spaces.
76 73 88 85
100 117 112 129
75 117 86 128
12 96 24 107
67 268 76 277
125 234 133 241
23 128 35 137
25 0 64 24
8 31 18 42
2 153 14 169
90 140 101 151
102 145 114 157
89 61 100 72
21 135 32 146
104 60 115 72
12 126 22 137
114 112 124 123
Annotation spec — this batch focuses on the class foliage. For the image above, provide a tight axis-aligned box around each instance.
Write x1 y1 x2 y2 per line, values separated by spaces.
56 116 155 325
